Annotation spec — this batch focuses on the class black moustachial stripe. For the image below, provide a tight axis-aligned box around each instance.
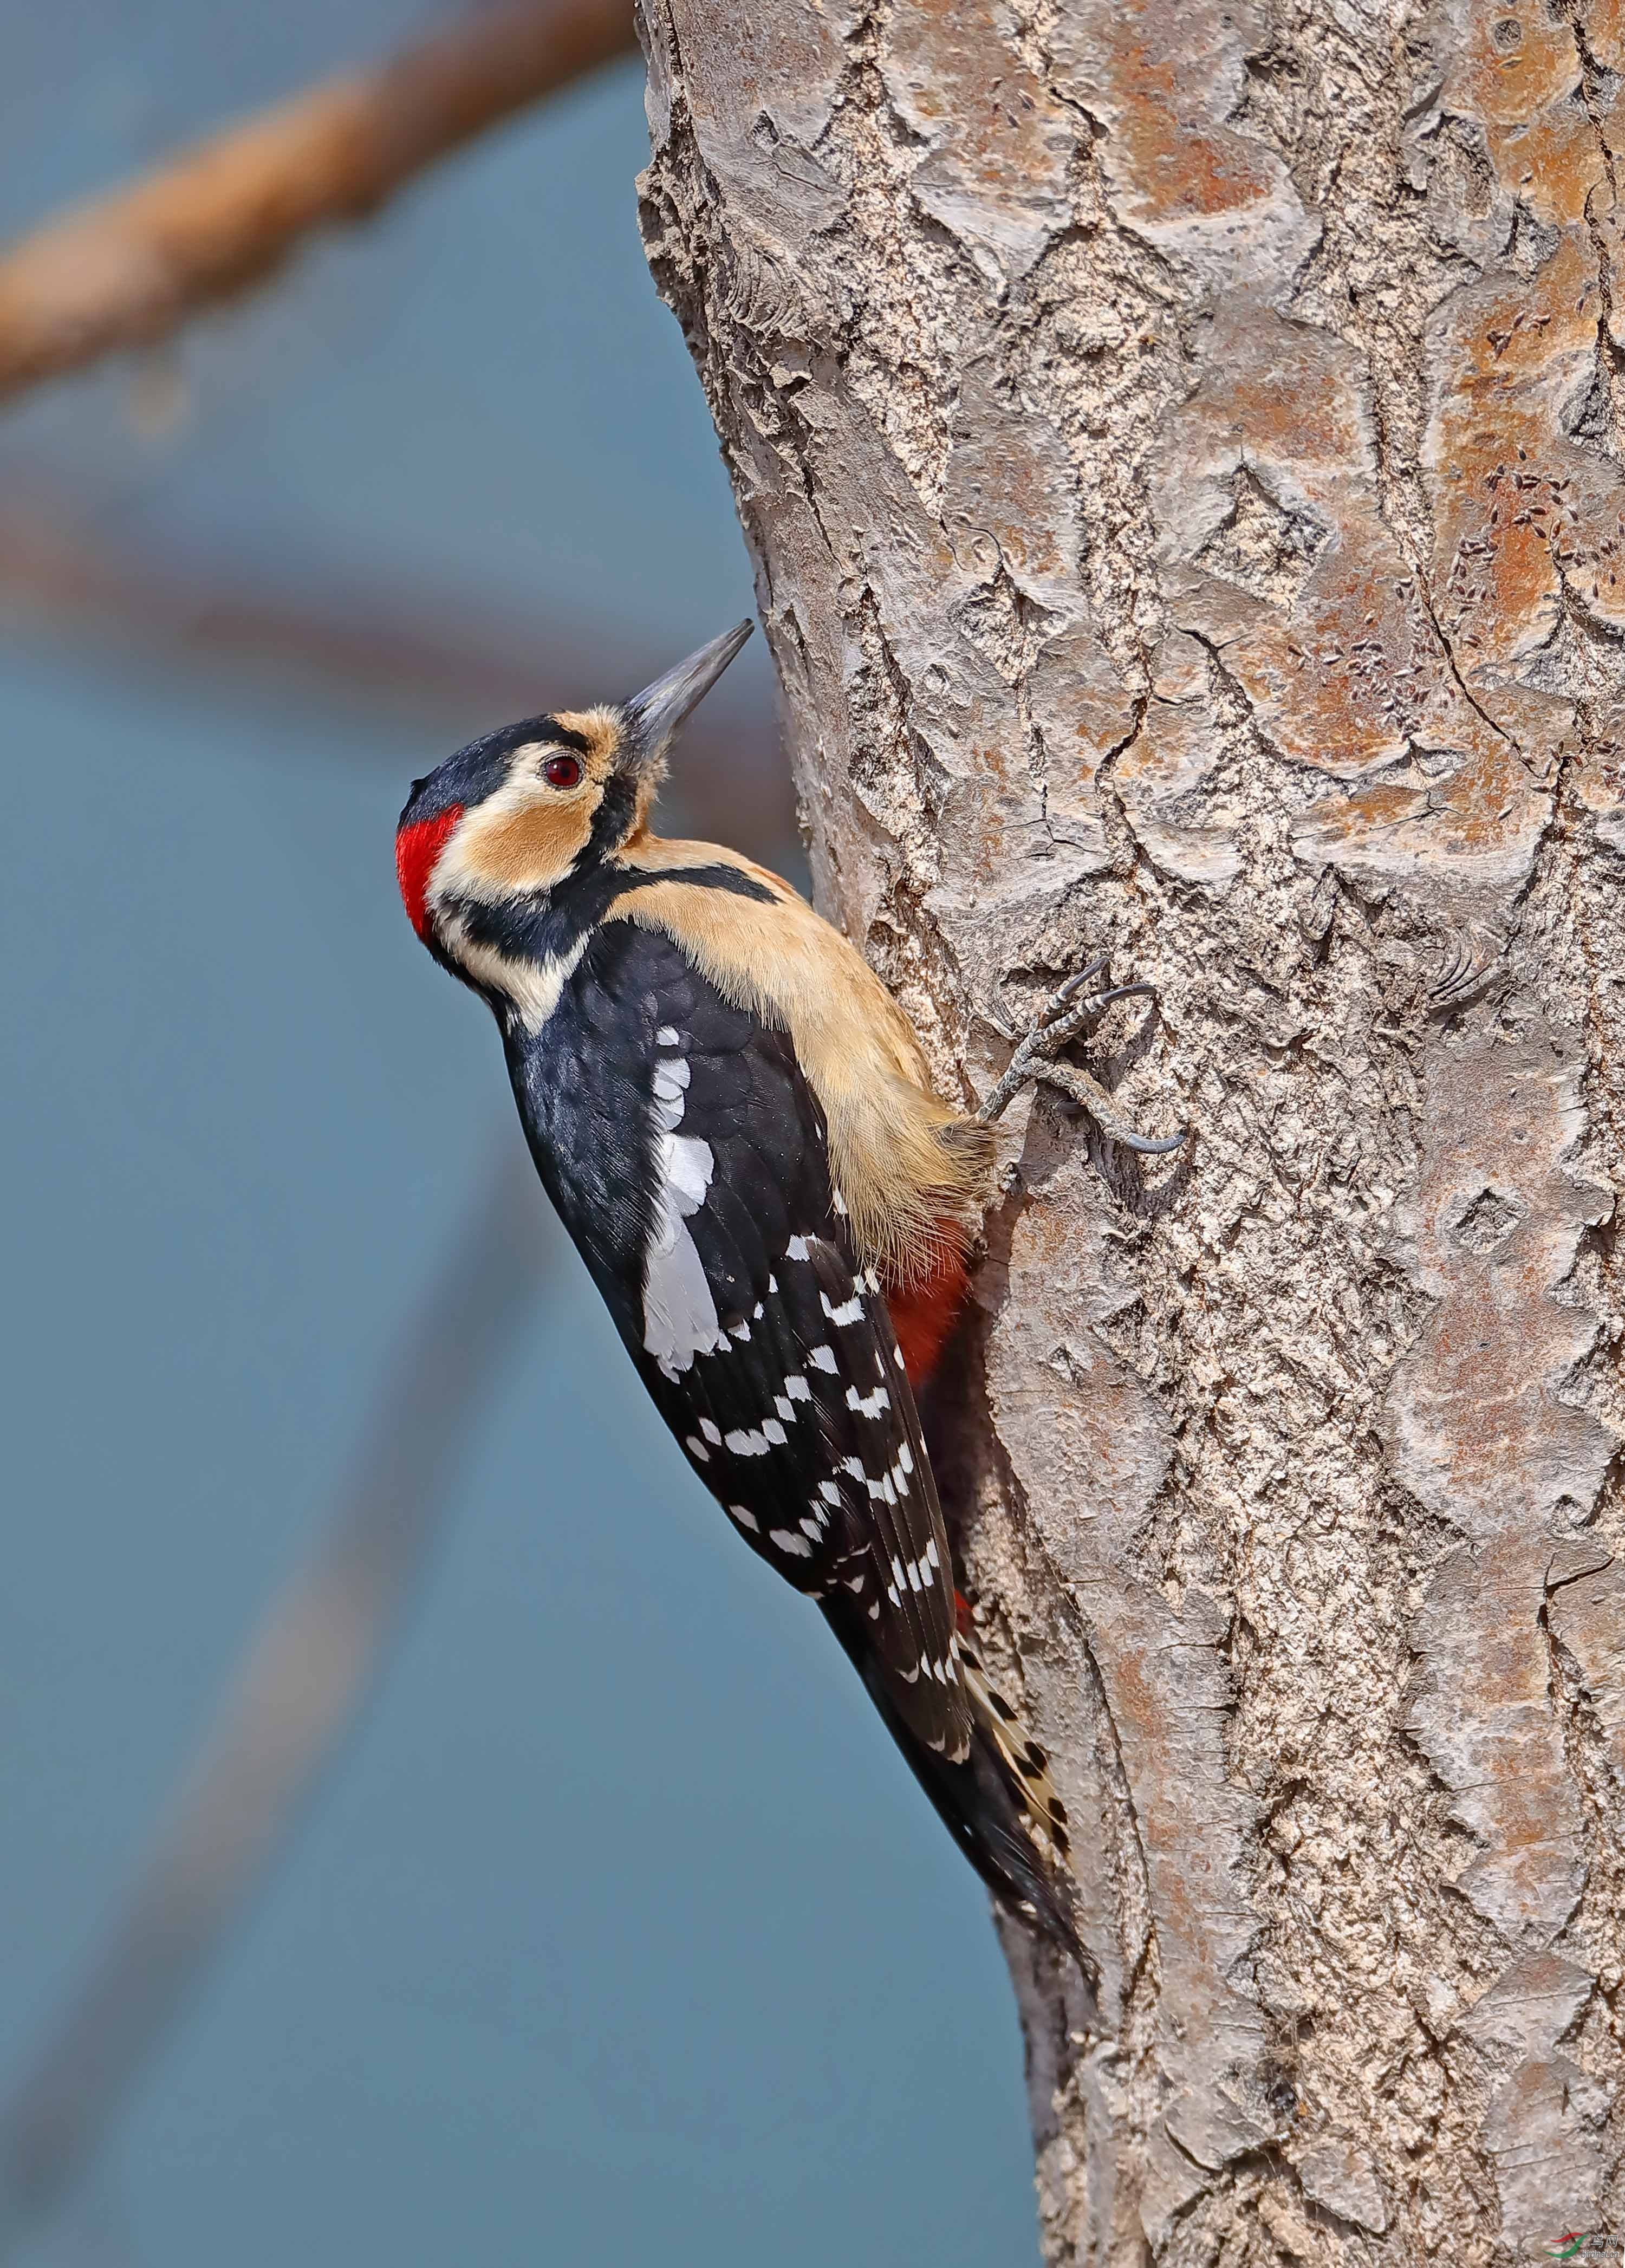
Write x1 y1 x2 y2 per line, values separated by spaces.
444 860 776 982
586 769 639 866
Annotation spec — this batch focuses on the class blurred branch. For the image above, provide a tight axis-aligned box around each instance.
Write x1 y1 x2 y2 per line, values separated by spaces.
0 488 794 856
0 1145 549 2251
0 491 610 726
0 0 634 404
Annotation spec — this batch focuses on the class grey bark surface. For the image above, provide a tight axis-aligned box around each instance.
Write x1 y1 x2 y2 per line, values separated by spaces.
635 1 1625 2258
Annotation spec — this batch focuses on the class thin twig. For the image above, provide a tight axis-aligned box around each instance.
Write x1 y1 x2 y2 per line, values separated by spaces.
0 1142 548 2251
0 0 634 403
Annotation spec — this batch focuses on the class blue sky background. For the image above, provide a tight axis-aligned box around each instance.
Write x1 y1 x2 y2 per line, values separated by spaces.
0 9 1041 2265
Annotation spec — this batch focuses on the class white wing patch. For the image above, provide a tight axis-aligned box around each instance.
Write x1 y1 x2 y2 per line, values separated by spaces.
642 1041 730 1381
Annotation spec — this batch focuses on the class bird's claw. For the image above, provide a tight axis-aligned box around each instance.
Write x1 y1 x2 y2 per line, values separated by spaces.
977 960 1189 1156
989 958 1110 1047
1038 957 1110 1024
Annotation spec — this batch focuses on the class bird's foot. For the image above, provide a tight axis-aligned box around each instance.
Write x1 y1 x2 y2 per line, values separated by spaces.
977 958 1188 1155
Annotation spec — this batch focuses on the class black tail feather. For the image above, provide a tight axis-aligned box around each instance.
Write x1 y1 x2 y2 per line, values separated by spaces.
824 1608 1090 1973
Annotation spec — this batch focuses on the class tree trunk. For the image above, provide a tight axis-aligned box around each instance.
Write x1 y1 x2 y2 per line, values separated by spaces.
635 1 1625 2256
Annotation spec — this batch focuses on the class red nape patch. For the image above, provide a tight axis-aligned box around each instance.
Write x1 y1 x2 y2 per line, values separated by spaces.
887 1251 970 1390
395 806 462 939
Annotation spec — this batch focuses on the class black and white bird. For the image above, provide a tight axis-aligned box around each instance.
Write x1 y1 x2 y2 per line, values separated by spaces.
396 621 1093 1954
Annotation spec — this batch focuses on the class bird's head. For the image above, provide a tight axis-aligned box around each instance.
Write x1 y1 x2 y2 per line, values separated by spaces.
395 620 753 961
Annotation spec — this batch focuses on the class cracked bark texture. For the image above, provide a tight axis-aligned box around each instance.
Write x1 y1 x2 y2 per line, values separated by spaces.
634 2 1625 2259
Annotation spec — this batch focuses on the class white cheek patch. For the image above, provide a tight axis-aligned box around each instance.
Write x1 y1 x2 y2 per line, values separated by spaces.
642 1044 729 1381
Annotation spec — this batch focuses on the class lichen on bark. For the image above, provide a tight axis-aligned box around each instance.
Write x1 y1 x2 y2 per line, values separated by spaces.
635 1 1625 2258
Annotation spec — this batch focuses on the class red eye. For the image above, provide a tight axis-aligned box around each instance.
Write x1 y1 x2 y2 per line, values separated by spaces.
542 753 582 789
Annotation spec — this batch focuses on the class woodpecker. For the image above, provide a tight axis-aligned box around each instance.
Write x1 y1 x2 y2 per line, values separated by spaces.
395 621 1184 1958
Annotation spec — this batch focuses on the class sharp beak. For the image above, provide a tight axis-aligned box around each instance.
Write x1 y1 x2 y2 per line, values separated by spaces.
623 620 753 769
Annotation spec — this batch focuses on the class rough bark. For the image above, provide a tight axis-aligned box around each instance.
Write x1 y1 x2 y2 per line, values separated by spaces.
635 1 1625 2259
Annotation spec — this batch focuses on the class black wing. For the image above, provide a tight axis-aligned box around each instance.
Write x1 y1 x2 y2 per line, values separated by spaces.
510 917 973 1763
